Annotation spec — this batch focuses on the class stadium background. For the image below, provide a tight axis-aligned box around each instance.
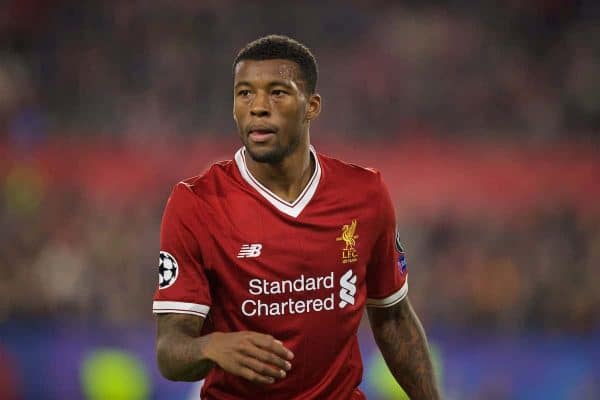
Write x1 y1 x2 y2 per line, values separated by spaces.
1 1 599 399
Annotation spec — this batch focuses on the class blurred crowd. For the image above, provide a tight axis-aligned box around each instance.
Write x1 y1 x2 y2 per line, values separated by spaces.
0 0 599 143
408 208 600 334
0 172 160 326
1 160 598 335
0 1 599 335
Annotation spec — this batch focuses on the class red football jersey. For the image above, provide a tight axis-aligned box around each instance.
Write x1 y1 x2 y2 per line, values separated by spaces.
153 146 408 400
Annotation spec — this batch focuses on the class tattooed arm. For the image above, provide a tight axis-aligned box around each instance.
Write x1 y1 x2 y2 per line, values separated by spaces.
156 314 293 383
367 297 440 400
156 314 214 381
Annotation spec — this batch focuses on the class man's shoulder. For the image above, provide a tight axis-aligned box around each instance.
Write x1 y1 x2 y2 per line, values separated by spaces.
171 159 237 200
317 152 383 186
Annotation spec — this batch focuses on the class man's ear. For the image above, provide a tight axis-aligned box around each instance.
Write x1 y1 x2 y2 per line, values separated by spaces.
305 93 321 121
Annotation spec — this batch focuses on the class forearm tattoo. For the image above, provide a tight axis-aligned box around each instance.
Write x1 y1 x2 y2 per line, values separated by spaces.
156 313 213 381
368 299 440 400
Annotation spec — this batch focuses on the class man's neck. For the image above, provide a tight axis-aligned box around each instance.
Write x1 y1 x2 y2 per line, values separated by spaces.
244 145 315 204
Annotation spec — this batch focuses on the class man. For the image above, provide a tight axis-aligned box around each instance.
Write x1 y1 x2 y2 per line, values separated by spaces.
153 34 440 400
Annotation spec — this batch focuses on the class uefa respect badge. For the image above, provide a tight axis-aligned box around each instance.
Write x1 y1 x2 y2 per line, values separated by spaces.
395 230 407 275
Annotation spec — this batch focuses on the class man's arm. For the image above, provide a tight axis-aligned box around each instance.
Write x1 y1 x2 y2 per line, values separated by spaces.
156 313 294 384
367 297 440 400
156 313 214 381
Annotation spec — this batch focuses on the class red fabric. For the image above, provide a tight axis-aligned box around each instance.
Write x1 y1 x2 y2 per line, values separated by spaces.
153 151 403 399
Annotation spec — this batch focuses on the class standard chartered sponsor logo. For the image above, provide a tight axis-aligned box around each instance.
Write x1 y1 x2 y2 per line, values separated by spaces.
338 269 357 308
241 270 356 317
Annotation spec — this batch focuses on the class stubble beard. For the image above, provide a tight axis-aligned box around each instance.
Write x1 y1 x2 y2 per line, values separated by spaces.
244 130 303 164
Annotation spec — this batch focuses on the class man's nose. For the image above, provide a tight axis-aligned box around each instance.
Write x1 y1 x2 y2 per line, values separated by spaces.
250 92 270 117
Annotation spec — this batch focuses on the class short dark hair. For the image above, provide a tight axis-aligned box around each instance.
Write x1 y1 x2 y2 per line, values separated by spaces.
233 35 318 94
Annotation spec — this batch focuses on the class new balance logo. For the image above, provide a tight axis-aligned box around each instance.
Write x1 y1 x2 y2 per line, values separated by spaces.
237 244 263 258
339 269 357 308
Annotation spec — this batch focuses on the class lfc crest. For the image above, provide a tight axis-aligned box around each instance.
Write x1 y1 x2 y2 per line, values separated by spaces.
336 219 359 264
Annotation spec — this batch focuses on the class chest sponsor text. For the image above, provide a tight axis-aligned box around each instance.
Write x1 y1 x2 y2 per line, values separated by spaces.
241 271 357 317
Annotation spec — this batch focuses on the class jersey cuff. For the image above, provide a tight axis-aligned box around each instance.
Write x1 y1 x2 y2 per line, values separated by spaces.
152 301 210 317
366 280 408 308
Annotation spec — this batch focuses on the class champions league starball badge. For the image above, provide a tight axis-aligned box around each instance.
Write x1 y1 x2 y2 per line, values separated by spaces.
158 251 179 289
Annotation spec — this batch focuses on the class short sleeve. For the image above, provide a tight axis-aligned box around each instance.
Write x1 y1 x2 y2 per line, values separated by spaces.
152 182 212 318
365 173 408 308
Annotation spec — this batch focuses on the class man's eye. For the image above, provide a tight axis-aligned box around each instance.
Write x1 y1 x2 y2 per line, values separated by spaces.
238 90 250 97
272 90 286 96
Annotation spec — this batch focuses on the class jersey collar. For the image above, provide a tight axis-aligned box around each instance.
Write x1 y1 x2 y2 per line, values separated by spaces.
234 146 321 218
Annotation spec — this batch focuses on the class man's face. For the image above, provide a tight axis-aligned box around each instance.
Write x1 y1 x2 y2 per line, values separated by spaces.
233 59 319 164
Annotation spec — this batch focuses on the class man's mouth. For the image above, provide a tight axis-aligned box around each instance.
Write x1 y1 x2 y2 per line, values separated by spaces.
248 127 276 143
